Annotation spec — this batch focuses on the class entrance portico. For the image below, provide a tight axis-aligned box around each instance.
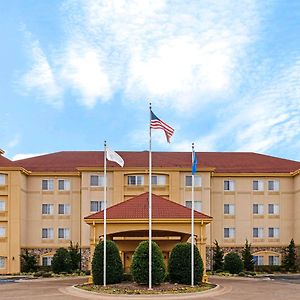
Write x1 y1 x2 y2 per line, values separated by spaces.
84 192 212 276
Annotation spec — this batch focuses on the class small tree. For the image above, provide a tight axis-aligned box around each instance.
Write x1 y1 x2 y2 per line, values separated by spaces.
131 241 165 285
282 239 297 272
213 240 224 271
68 241 81 271
224 252 243 274
169 243 203 285
242 240 254 271
51 247 72 273
20 250 37 273
92 240 123 285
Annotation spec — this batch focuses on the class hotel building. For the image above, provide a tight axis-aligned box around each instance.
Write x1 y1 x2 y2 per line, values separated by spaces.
0 149 299 274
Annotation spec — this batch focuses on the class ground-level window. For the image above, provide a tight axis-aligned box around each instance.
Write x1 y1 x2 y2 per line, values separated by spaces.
42 256 52 266
185 201 202 212
269 255 280 266
253 255 264 266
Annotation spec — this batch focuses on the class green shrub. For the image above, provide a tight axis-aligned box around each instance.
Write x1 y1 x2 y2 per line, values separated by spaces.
242 240 254 271
68 242 81 271
238 272 246 277
92 240 123 285
213 240 224 271
42 272 52 278
20 250 37 273
254 265 281 273
122 273 133 282
168 243 203 285
282 239 297 272
131 241 166 285
224 252 243 274
51 248 72 274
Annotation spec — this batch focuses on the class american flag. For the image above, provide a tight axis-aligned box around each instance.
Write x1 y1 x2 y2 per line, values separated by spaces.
150 110 174 143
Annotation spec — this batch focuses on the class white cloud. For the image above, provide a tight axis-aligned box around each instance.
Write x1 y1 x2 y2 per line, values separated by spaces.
7 135 20 148
12 153 48 161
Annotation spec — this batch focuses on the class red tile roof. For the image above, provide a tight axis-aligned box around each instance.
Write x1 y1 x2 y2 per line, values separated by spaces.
85 192 212 220
13 151 300 173
0 155 14 167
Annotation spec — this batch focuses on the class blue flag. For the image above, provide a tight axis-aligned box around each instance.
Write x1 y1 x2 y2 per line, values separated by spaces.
192 151 197 175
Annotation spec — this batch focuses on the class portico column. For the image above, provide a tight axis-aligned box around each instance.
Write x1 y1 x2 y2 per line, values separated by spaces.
196 222 208 283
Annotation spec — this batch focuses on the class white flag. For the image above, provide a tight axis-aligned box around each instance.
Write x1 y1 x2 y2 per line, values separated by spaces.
106 147 124 167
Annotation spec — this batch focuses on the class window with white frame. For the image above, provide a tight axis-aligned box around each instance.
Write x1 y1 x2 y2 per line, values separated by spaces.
42 228 54 239
58 204 71 215
0 227 6 237
224 227 235 238
41 204 54 215
268 180 280 191
90 200 104 212
253 255 264 266
224 180 235 191
253 227 264 238
269 255 280 265
185 201 202 212
0 174 6 185
268 204 279 215
185 175 202 187
0 200 5 211
58 228 70 239
128 175 144 185
152 175 167 186
253 204 264 215
42 256 52 266
90 175 104 187
268 227 280 238
42 179 54 191
224 204 235 215
0 257 5 269
58 179 70 191
253 180 264 191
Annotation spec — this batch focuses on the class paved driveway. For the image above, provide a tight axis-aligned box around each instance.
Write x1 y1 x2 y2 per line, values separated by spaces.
0 276 300 300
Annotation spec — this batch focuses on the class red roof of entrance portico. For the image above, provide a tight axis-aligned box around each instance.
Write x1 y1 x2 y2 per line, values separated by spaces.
85 192 212 220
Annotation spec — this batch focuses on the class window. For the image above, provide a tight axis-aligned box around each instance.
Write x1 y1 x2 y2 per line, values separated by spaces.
185 175 202 187
253 256 264 266
224 180 235 191
253 227 264 238
90 200 104 212
268 227 280 238
90 175 104 187
58 179 70 190
0 200 5 211
268 204 279 215
185 201 202 212
224 228 235 238
42 228 54 239
42 179 54 191
58 228 70 239
42 257 52 266
269 255 280 266
42 204 54 215
253 204 264 215
224 204 235 215
58 204 71 215
152 175 166 186
128 175 144 185
0 227 6 237
0 174 6 185
0 257 5 269
268 180 279 191
253 180 264 191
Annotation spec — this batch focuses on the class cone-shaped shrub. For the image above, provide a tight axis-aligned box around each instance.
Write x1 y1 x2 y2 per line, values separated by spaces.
224 252 243 274
169 243 203 284
51 247 72 273
131 241 166 285
92 240 123 285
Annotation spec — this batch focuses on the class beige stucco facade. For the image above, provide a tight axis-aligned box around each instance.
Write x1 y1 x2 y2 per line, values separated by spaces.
0 151 299 274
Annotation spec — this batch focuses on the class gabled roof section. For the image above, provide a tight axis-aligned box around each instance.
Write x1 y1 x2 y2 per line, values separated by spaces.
85 192 212 220
0 154 14 167
12 151 300 173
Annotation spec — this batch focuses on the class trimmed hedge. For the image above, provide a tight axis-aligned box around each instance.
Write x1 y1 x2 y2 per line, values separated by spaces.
131 241 166 285
168 243 203 285
92 240 123 285
224 252 243 274
51 247 72 274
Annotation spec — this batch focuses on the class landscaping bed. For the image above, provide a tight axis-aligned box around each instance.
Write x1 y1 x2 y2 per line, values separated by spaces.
78 282 215 295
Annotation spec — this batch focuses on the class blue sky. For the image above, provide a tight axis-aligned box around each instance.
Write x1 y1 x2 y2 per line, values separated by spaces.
1 0 300 161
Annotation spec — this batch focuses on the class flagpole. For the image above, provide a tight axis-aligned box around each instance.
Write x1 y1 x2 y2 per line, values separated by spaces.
191 143 195 287
148 103 152 290
103 141 107 287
